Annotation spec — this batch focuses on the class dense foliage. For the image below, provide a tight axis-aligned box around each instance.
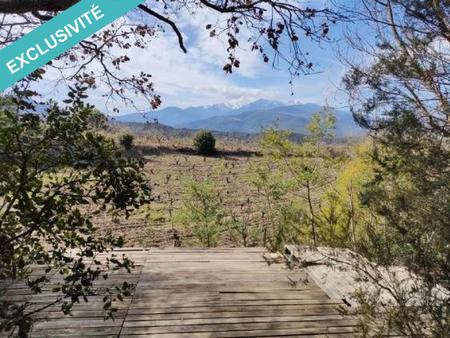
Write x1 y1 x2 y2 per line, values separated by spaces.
0 88 151 335
193 130 217 155
343 0 449 335
120 133 135 151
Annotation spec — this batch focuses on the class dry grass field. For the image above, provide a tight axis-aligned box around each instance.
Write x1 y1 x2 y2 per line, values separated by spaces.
95 126 269 248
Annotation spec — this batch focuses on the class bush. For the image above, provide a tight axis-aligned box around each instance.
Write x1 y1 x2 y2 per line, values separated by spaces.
175 177 224 247
193 130 216 155
120 133 134 150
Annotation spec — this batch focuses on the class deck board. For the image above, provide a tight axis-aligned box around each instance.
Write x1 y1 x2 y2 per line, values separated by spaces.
1 248 357 337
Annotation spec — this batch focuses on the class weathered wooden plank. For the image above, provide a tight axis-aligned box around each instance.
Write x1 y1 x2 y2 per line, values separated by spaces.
32 335 117 338
136 283 310 290
32 301 132 311
213 327 358 338
119 320 359 335
34 309 128 319
36 300 341 314
2 294 134 303
14 289 337 304
34 307 338 321
123 308 340 321
129 283 306 290
137 276 303 283
1 248 359 337
144 253 266 259
125 304 341 315
120 328 403 338
122 315 355 328
130 291 328 302
34 320 122 330
143 259 267 264
34 314 353 330
32 324 357 337
148 248 265 253
120 326 357 338
30 326 120 337
128 298 341 308
140 263 287 271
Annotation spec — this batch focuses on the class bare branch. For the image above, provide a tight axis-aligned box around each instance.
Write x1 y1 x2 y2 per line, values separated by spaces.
138 4 187 53
0 0 77 13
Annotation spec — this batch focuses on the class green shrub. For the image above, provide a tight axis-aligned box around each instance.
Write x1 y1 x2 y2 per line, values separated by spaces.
175 177 224 247
120 133 134 150
193 130 216 155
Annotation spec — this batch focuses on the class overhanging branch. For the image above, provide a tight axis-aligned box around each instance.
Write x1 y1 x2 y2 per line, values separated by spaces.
0 0 188 53
138 4 187 53
0 0 77 13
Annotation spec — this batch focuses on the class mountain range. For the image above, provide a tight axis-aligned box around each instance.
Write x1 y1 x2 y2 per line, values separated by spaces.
114 100 363 137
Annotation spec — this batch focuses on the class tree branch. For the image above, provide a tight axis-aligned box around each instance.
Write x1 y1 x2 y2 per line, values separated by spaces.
0 0 77 13
31 10 53 21
199 0 264 13
137 4 187 53
0 1 188 53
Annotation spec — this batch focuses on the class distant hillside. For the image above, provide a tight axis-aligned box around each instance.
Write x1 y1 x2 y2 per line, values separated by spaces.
181 104 362 137
183 110 310 134
111 121 260 140
114 99 284 126
114 100 363 137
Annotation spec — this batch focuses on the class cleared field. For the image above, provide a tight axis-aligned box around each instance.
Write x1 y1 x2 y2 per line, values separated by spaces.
95 133 268 248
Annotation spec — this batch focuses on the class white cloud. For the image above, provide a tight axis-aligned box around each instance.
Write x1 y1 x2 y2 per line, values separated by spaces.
123 28 282 109
16 5 347 112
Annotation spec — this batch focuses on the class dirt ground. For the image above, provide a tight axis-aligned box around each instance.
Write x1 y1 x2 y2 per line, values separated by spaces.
95 133 266 248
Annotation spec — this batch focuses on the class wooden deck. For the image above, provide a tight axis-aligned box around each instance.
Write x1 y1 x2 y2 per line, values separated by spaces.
1 248 357 337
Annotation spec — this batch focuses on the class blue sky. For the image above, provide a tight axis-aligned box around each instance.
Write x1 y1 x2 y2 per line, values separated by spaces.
33 1 356 112
143 1 350 110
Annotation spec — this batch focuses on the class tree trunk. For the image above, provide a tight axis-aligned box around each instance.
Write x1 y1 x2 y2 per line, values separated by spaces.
306 181 317 247
348 182 356 247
